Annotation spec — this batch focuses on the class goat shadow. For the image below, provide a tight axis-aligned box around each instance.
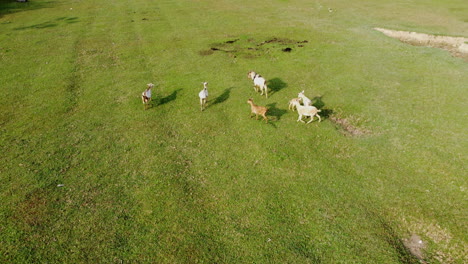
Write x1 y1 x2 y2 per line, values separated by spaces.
312 95 333 119
157 88 183 106
268 78 288 96
266 102 288 121
207 87 232 109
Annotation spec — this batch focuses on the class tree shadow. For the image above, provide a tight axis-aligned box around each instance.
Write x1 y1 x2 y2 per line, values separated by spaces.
0 0 55 19
312 95 333 119
268 78 287 96
157 88 182 106
266 102 288 121
208 87 232 108
13 16 79 30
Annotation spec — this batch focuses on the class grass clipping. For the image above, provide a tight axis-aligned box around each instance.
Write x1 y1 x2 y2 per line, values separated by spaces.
375 27 468 60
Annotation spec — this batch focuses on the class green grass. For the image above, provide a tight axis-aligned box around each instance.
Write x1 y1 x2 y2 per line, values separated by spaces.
1 0 467 263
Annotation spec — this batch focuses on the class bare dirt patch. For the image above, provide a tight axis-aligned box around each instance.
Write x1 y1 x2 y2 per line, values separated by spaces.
199 37 308 58
398 214 467 263
375 28 468 60
329 115 371 136
402 234 427 262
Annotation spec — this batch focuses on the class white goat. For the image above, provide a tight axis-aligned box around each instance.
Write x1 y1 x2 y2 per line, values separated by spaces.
288 98 301 111
247 71 268 98
291 100 321 123
298 90 312 106
198 82 209 111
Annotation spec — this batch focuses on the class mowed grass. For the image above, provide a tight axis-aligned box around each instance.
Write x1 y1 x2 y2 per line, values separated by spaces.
1 0 467 263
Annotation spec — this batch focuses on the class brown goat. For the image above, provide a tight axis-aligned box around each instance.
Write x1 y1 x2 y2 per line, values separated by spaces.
247 98 268 123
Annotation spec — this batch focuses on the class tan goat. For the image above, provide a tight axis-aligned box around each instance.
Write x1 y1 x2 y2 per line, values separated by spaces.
247 98 268 123
288 97 301 111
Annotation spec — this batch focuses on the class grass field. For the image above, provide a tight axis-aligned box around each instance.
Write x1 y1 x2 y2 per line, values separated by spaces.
1 0 467 263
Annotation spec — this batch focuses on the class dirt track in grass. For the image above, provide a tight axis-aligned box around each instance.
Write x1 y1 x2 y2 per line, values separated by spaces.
375 27 468 60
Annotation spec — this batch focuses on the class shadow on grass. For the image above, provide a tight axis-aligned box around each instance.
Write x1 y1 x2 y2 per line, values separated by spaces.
268 77 287 96
364 208 422 264
13 16 79 30
157 88 182 106
266 102 287 121
0 0 56 19
207 87 232 109
312 95 333 120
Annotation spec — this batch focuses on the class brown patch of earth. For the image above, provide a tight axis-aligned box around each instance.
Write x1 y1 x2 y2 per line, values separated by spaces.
13 188 51 229
375 27 468 60
200 37 308 58
198 49 214 56
330 115 371 136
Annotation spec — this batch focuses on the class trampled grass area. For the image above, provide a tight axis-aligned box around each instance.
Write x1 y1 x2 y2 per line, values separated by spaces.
1 0 467 263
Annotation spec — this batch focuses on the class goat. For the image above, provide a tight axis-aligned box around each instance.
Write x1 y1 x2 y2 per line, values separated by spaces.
141 83 154 110
288 98 301 111
247 71 268 98
298 90 312 106
291 100 321 123
198 82 209 111
247 98 268 123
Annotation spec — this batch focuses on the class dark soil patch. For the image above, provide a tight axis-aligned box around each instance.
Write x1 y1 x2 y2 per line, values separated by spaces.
200 37 309 58
225 39 239 44
199 49 214 56
258 37 306 46
330 115 371 136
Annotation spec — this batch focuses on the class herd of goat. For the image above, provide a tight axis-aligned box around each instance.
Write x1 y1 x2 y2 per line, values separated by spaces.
142 71 322 124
